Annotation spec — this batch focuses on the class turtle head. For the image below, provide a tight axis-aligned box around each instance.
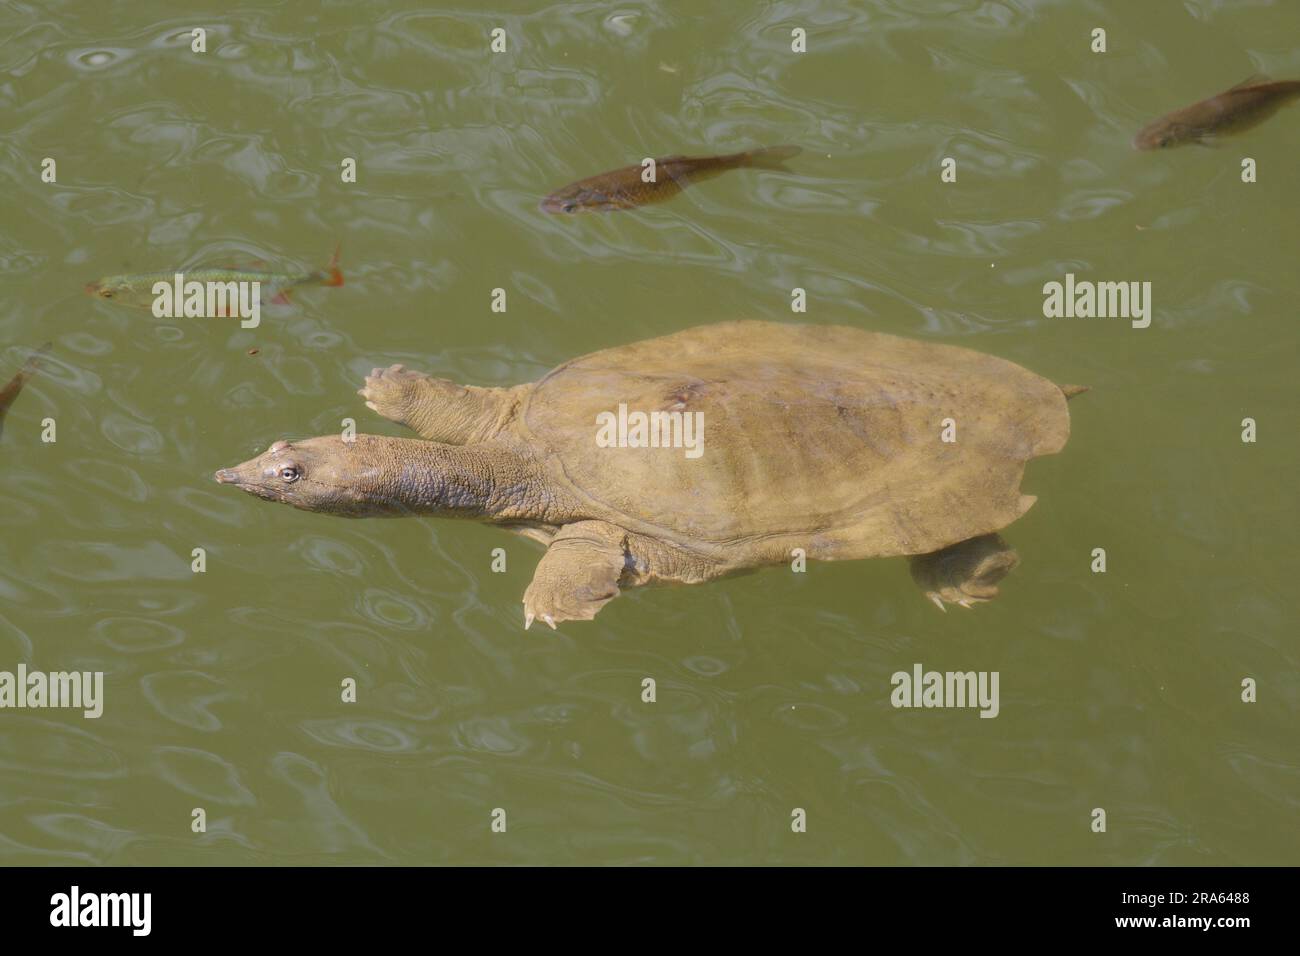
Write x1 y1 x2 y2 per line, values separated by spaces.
215 436 401 517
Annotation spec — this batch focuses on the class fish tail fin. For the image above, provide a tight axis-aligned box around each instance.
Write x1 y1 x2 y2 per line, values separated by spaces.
744 145 803 171
1060 383 1089 400
321 242 344 287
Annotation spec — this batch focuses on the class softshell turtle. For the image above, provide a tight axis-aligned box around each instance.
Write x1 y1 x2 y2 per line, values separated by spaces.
215 321 1085 627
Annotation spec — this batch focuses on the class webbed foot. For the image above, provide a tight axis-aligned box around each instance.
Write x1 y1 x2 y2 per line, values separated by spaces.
909 533 1019 611
359 366 521 444
522 521 628 629
358 364 441 433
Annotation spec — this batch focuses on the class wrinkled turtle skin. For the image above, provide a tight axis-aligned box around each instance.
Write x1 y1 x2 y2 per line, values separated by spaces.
216 321 1085 627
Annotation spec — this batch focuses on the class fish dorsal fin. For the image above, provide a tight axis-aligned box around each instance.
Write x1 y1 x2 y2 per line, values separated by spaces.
1230 73 1271 91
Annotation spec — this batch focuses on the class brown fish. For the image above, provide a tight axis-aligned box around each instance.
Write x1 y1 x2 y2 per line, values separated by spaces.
541 145 801 213
0 342 52 439
1134 76 1300 149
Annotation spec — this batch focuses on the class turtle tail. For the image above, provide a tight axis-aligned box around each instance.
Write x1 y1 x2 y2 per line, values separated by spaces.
1059 384 1089 400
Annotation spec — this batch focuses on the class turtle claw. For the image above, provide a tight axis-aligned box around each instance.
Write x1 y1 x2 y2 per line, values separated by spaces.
924 590 984 611
910 534 1019 613
521 607 559 631
360 364 429 430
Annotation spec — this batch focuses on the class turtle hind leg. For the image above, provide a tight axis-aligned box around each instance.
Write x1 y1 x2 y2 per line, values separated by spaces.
359 365 525 444
909 533 1019 611
522 521 629 629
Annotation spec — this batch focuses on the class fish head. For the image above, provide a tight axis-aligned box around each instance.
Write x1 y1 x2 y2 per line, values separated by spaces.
1133 119 1189 150
215 436 394 516
540 184 618 214
85 275 153 306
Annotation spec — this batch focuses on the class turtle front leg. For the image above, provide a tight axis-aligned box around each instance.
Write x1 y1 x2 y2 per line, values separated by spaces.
359 365 524 444
522 521 629 629
909 533 1019 611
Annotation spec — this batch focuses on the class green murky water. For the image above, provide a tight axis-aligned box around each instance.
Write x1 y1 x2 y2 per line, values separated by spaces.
2 0 1296 865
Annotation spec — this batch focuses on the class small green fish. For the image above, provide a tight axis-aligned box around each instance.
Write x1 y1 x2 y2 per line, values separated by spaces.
86 246 344 309
0 342 52 440
541 146 802 213
1134 76 1300 149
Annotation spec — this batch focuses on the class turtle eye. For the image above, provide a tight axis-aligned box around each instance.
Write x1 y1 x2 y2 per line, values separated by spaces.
279 464 300 482
100 290 114 298
561 201 576 213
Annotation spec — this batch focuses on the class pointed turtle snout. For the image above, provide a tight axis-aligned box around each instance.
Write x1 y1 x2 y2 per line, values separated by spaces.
216 440 290 486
